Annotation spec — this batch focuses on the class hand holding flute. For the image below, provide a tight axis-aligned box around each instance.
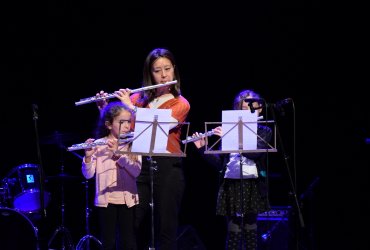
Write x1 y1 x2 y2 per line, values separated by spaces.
81 137 123 162
186 126 223 149
83 138 96 163
95 88 135 113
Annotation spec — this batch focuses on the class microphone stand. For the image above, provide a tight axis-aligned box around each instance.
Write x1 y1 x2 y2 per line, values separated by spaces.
268 101 305 237
32 104 46 219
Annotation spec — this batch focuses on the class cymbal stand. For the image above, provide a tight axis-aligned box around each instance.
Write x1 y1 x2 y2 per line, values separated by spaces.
48 164 75 250
76 179 102 250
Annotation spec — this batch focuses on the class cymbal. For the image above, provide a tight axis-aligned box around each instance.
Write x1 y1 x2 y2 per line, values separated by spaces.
46 173 81 181
40 131 78 145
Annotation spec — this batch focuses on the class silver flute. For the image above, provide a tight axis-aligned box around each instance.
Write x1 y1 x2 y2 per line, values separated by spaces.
181 130 215 144
75 80 178 106
67 133 134 151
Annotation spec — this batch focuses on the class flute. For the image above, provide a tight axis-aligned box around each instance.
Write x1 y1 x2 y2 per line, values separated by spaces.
67 132 134 151
67 138 134 151
75 80 177 106
181 130 215 144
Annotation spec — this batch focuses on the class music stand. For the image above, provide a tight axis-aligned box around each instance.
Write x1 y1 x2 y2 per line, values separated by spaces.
204 110 277 249
116 108 189 250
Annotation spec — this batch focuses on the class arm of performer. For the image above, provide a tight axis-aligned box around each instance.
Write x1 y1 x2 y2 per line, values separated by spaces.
192 126 225 171
82 138 97 179
84 138 97 164
114 88 137 113
82 137 120 177
96 88 136 115
115 88 190 130
192 126 222 149
106 136 141 178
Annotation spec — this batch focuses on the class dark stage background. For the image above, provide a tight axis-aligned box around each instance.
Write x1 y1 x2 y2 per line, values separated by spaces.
2 1 369 250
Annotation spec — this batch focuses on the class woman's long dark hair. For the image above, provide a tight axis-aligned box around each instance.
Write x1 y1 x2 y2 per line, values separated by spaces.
139 48 182 104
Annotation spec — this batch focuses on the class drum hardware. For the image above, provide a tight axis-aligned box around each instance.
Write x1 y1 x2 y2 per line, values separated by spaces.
47 173 80 182
0 179 10 207
76 179 102 250
47 164 75 250
40 131 78 145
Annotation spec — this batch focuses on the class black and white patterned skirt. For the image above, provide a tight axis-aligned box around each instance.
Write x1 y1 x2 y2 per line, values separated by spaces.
216 178 270 217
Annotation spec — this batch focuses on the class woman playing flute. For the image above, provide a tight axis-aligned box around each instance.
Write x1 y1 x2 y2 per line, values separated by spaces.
96 48 190 250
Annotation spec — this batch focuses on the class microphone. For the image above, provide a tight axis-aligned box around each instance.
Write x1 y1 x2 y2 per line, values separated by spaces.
244 98 264 114
248 102 255 113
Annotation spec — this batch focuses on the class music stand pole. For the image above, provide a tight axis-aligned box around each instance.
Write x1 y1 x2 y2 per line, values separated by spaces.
237 153 246 250
148 157 157 250
76 179 102 250
148 115 159 250
237 118 245 249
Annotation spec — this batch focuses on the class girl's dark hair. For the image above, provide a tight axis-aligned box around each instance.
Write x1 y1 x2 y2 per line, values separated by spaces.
95 101 128 138
233 89 262 110
139 48 181 104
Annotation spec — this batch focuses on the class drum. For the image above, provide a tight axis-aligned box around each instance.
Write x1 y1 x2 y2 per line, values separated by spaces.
0 207 39 249
7 163 50 213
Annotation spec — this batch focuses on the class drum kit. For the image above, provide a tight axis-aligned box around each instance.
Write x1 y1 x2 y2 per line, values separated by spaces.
0 163 49 250
0 164 51 213
0 131 95 250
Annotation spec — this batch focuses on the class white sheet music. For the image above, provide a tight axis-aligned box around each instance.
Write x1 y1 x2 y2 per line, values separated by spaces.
221 110 258 151
132 108 172 153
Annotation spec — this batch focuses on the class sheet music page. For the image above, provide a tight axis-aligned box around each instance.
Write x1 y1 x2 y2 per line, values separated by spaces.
221 110 258 151
132 108 171 153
